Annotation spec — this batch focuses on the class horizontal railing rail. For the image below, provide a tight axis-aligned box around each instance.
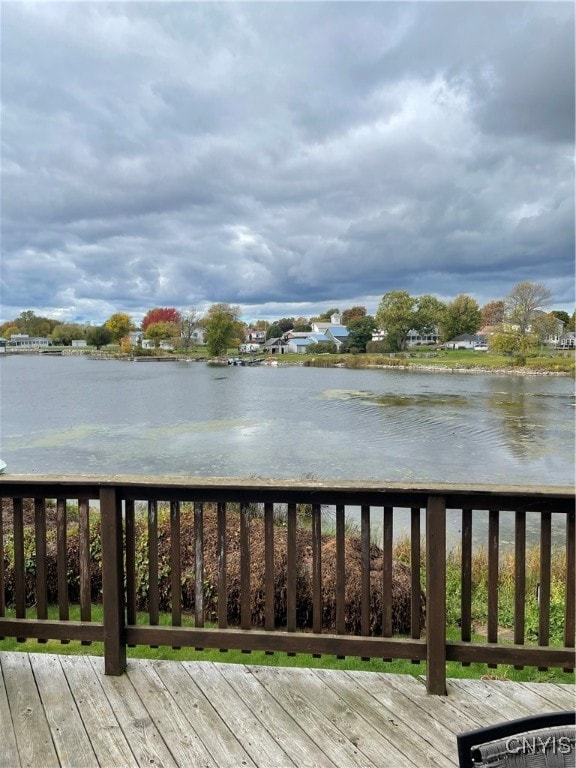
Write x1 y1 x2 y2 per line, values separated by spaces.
0 475 574 695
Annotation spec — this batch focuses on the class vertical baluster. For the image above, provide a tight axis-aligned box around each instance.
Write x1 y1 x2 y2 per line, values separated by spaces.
148 500 159 646
538 511 551 671
335 504 346 643
0 498 4 638
240 502 251 633
13 498 25 642
382 507 393 639
487 509 499 667
312 503 322 643
426 494 446 695
78 498 91 645
100 486 126 675
34 499 48 644
361 505 370 641
564 510 575 672
286 503 297 638
410 507 421 663
381 506 393 662
170 501 181 649
217 502 227 631
460 508 472 666
56 498 69 643
195 502 204 640
125 499 136 646
264 502 274 633
514 510 526 669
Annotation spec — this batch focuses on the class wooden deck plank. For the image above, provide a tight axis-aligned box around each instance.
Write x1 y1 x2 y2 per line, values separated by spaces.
248 665 381 768
122 658 218 768
488 679 576 713
0 654 21 768
0 652 573 768
182 661 298 768
1 652 59 768
215 662 338 768
448 678 555 721
314 667 453 767
87 656 180 768
60 654 139 768
148 659 257 768
347 669 466 761
29 654 96 768
520 681 575 710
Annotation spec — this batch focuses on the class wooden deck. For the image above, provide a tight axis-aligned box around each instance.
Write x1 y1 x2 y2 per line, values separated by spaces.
0 652 574 768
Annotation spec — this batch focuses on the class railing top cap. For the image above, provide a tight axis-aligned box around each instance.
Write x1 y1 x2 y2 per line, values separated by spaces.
0 473 573 499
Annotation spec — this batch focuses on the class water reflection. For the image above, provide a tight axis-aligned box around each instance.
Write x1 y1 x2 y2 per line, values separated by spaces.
486 380 548 461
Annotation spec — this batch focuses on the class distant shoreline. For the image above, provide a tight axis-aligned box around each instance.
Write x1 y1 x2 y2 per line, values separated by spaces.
2 347 572 376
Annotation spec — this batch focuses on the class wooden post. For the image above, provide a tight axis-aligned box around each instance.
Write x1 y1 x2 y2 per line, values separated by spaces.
100 486 126 675
426 495 446 695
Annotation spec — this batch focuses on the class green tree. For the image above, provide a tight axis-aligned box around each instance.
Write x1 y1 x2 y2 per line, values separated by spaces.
105 312 133 342
293 322 312 332
551 310 570 327
51 323 86 346
439 294 482 342
415 294 446 333
375 292 444 351
204 304 242 356
340 315 376 353
266 324 282 340
144 321 179 348
277 317 295 334
375 291 417 351
567 311 576 332
14 311 59 337
85 326 113 350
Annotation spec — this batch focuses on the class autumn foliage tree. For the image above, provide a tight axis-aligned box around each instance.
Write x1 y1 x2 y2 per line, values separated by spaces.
481 300 505 328
104 312 133 341
141 307 181 330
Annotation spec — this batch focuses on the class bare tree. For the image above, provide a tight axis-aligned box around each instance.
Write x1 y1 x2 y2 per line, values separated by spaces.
505 281 552 335
179 307 202 352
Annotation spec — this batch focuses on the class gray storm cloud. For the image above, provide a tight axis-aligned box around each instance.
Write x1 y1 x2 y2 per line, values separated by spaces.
1 2 573 324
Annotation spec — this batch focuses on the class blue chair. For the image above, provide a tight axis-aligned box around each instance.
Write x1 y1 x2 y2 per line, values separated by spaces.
457 711 575 767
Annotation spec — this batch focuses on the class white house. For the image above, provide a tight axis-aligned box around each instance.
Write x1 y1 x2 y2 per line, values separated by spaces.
372 327 440 347
7 334 51 348
444 334 487 350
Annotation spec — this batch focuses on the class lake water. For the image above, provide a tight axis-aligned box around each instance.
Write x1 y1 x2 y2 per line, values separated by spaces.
1 354 573 545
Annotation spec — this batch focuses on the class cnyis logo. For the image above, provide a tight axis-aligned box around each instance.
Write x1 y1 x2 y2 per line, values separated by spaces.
505 735 574 756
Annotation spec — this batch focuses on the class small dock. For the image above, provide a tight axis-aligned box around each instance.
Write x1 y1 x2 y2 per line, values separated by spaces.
1 652 573 768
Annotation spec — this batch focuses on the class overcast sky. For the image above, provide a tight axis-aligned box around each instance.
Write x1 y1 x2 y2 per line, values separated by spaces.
1 2 574 326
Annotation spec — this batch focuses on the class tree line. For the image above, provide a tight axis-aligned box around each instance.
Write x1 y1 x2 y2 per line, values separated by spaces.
1 282 573 361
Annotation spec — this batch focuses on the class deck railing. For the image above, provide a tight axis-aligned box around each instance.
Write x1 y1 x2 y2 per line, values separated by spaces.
0 475 574 694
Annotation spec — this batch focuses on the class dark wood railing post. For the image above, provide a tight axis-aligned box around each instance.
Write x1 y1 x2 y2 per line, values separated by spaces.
426 494 446 695
100 486 126 675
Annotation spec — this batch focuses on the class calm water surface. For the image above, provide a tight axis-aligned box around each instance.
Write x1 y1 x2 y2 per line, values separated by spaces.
1 355 573 544
2 355 573 483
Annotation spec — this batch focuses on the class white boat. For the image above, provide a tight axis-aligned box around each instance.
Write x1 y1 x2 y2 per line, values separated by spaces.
0 460 6 474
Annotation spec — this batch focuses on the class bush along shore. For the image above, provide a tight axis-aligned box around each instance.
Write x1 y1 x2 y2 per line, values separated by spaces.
0 500 572 684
